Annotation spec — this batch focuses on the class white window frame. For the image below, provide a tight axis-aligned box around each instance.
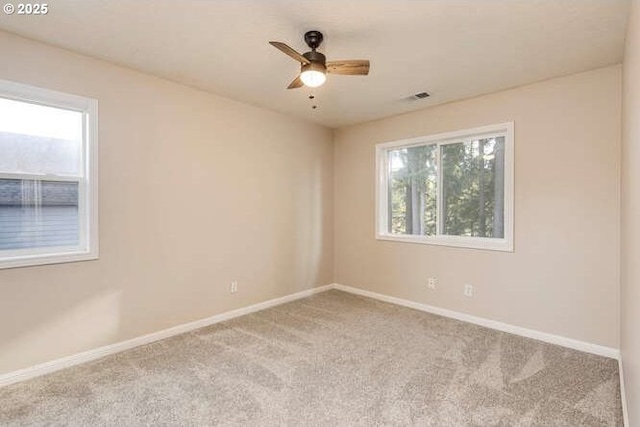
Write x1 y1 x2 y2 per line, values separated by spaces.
0 80 98 269
375 122 514 252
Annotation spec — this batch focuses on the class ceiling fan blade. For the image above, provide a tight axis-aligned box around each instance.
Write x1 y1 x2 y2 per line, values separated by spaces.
269 41 310 64
287 76 304 89
326 60 370 75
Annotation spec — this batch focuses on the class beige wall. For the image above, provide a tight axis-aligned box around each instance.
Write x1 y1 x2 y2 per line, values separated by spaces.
334 66 621 348
622 0 640 422
0 31 334 375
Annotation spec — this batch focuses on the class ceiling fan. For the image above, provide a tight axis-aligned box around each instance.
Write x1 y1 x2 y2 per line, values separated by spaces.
269 30 370 89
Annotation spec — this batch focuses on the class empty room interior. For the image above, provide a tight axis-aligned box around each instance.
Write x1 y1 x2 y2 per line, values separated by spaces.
0 0 639 425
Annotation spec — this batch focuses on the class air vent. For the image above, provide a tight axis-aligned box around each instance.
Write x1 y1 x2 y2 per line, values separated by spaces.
403 92 431 101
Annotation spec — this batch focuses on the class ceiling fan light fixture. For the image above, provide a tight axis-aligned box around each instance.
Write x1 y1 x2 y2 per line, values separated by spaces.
300 62 326 88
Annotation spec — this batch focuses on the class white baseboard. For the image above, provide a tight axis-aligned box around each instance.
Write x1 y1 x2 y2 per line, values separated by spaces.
619 358 629 427
332 283 621 360
0 284 333 388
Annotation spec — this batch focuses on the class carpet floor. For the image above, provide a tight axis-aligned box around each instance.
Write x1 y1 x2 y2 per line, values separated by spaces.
0 290 623 426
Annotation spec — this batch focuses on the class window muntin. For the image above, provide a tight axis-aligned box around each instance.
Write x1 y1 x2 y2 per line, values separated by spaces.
376 123 513 251
0 80 98 268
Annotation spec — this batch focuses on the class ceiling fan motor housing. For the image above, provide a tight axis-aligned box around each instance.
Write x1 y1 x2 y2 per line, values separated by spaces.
301 50 326 87
302 51 327 75
303 51 326 66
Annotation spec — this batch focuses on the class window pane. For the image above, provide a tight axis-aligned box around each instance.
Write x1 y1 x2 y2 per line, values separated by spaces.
441 137 505 238
387 144 437 235
0 179 79 250
0 97 83 176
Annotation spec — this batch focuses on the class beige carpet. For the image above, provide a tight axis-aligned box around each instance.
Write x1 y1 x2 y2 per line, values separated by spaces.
0 290 623 426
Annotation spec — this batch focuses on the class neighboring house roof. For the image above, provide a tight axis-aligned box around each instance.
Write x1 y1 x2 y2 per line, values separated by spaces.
0 180 78 206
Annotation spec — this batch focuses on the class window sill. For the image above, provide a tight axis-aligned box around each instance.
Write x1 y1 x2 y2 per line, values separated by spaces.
0 250 99 269
376 233 513 252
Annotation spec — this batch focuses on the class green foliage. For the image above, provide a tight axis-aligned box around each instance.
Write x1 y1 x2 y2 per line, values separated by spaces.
388 145 436 235
388 138 504 238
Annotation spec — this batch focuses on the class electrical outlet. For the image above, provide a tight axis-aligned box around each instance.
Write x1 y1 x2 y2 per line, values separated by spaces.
428 277 438 289
464 284 473 297
230 280 238 294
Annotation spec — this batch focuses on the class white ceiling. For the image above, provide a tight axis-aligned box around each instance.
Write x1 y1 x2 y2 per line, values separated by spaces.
0 0 630 128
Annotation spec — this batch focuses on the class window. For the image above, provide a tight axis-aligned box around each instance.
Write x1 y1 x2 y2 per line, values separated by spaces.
0 80 98 268
376 122 513 251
